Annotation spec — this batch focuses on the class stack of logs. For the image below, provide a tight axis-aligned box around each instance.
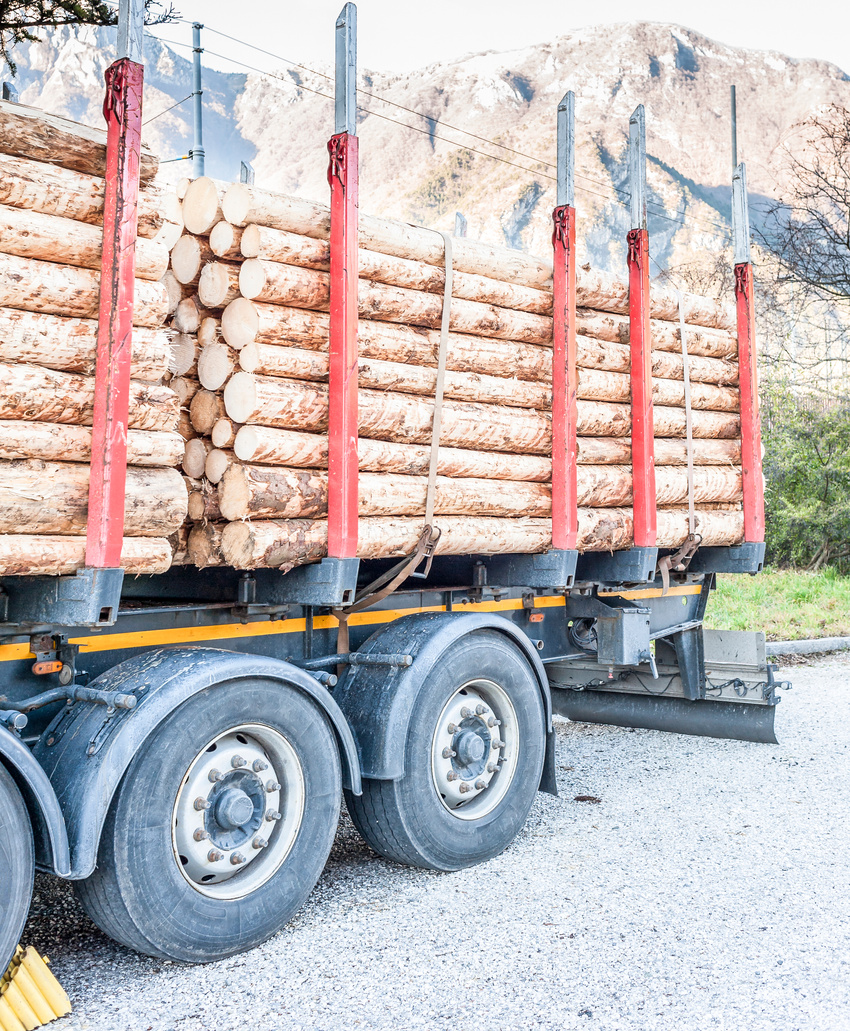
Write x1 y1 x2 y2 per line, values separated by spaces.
0 100 187 576
176 176 745 573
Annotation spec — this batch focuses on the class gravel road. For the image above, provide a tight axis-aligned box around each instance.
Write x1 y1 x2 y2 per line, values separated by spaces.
23 654 850 1031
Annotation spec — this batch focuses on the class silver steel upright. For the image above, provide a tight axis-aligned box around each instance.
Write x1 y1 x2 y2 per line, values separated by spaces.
335 3 357 135
117 0 144 63
731 85 738 170
191 22 205 178
556 90 575 207
732 162 751 265
629 104 647 230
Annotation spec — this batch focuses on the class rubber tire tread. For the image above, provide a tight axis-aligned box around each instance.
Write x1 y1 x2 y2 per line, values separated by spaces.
346 630 545 871
0 763 35 972
75 678 341 962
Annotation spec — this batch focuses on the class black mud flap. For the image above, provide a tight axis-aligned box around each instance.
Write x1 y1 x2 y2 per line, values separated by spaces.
552 689 778 745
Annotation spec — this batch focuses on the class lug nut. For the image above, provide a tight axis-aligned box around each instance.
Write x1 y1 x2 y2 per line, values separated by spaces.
492 739 505 750
252 759 269 773
194 797 210 811
460 706 472 718
207 848 224 862
447 722 458 734
487 717 501 728
487 763 499 774
230 852 247 866
442 747 456 759
475 779 486 790
459 783 471 794
475 704 487 715
231 755 247 769
266 780 281 792
252 836 268 850
193 828 210 841
265 809 282 822
446 771 459 782
208 768 224 783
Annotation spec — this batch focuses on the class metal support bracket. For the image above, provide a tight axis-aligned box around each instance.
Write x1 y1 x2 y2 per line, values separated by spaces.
487 550 578 590
575 547 658 585
688 542 765 575
0 568 124 628
256 558 360 608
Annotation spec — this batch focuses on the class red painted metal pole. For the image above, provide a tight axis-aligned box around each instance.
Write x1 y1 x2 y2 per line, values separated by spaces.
327 131 359 558
551 205 578 550
735 262 765 543
627 227 657 548
85 58 144 569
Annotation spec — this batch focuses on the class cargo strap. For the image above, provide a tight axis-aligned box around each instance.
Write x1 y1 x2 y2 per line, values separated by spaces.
657 289 701 594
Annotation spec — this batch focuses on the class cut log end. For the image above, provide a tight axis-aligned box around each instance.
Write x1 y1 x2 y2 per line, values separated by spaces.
221 297 259 350
182 177 224 236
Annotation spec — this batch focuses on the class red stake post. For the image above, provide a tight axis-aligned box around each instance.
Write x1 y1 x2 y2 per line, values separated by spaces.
551 205 578 550
326 131 360 559
735 262 765 543
627 226 657 548
85 57 144 569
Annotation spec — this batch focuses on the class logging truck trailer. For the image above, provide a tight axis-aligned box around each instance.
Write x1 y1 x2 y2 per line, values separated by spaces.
0 2 783 969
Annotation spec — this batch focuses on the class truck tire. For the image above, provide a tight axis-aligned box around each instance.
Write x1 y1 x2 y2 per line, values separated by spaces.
346 630 545 871
75 678 341 962
0 763 34 972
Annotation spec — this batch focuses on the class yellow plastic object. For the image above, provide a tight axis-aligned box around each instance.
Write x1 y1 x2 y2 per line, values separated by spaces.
0 947 71 1030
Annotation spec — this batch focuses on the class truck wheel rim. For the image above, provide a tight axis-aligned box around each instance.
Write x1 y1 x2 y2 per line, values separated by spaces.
430 679 520 821
171 723 305 900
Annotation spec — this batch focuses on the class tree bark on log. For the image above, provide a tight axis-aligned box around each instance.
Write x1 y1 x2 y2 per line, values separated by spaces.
0 100 158 182
0 422 184 466
0 252 168 327
0 461 187 534
0 362 180 430
239 258 552 345
189 389 226 434
0 535 172 576
0 152 169 239
187 522 226 568
221 182 735 330
0 308 170 382
188 486 221 522
576 309 737 359
0 203 168 281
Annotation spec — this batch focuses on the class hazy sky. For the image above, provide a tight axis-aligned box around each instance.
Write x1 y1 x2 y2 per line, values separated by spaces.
149 0 850 77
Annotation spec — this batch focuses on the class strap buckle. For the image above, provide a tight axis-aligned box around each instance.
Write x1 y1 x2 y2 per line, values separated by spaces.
656 532 702 595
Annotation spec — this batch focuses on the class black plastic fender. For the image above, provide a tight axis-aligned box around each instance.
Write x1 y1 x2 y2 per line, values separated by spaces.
0 724 70 876
31 647 361 879
333 611 557 795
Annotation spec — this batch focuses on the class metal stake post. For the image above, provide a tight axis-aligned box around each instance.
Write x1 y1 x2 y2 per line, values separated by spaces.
732 162 764 543
327 3 359 561
191 22 205 178
551 91 578 551
85 0 145 578
627 104 657 550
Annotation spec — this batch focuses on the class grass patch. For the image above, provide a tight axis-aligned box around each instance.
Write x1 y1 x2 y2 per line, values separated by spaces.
704 567 850 641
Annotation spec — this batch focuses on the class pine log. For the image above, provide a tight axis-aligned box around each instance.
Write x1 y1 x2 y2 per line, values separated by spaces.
221 182 735 330
171 376 200 407
0 535 172 576
168 523 191 565
169 334 199 377
0 203 168 281
0 308 170 382
198 317 221 347
161 270 183 314
222 299 736 386
220 507 743 571
190 389 226 434
199 262 241 309
176 178 191 201
653 438 741 465
0 152 168 239
177 410 197 441
170 233 214 285
211 418 237 448
218 462 741 522
239 258 552 345
188 485 221 522
182 178 226 235
0 423 184 466
240 224 552 315
198 341 237 391
224 373 737 451
173 296 208 334
0 100 158 182
182 437 212 479
0 252 167 327
576 309 737 359
205 449 235 484
209 221 245 260
0 461 186 534
0 363 179 430
152 217 184 252
187 521 226 568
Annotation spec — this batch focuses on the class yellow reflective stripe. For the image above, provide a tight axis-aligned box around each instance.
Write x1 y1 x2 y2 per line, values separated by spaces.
598 585 702 600
0 595 569 662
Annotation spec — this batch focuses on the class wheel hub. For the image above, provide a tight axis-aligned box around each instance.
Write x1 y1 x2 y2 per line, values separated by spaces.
430 679 519 820
171 724 305 899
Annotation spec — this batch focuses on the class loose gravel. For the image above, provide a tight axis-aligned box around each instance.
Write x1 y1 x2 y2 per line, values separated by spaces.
23 654 850 1031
